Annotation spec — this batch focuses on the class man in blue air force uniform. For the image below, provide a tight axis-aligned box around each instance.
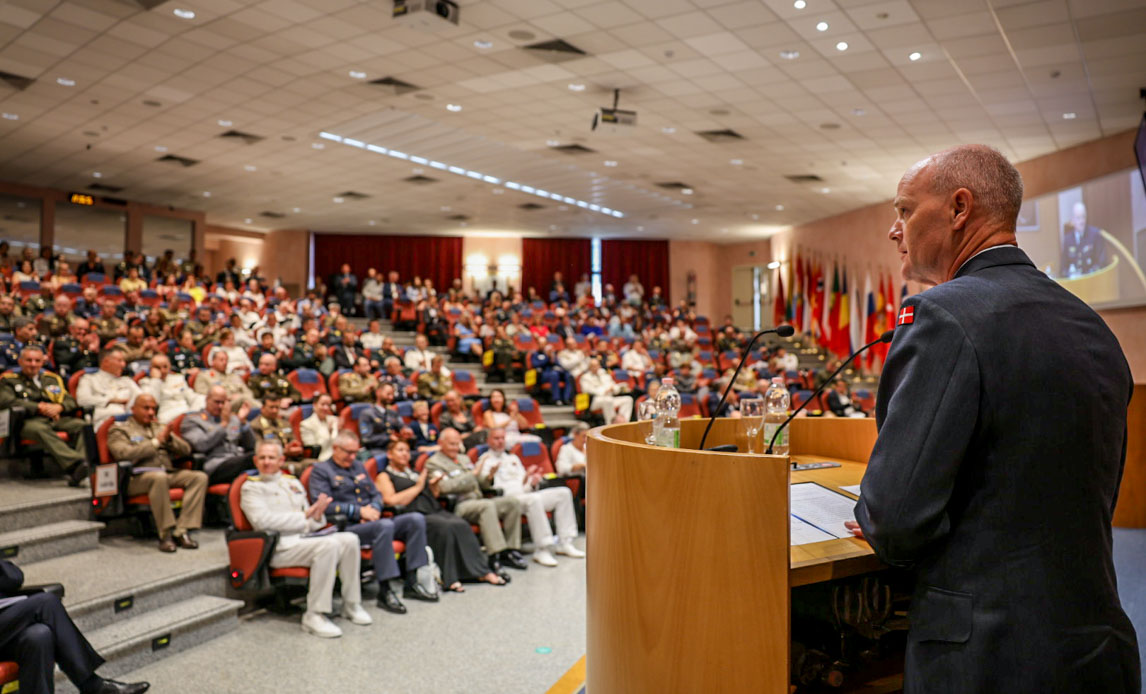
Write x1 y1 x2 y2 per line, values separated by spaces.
848 145 1138 693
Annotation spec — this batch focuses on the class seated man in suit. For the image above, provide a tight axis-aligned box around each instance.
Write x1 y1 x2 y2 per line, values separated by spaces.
359 383 410 451
0 560 149 694
426 428 526 575
180 385 255 486
239 440 371 639
0 345 91 485
377 357 414 401
308 430 436 613
331 329 361 371
825 378 865 418
107 393 206 553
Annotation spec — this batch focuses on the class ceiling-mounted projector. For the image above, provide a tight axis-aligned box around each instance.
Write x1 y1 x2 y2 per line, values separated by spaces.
393 0 459 30
591 89 637 132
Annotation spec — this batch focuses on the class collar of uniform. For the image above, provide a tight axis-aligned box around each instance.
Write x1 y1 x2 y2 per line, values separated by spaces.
953 245 1034 280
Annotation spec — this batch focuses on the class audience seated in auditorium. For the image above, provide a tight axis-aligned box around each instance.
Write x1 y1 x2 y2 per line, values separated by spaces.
78 347 142 429
358 383 409 452
181 385 255 486
51 317 99 379
408 400 440 454
309 430 436 612
248 354 299 409
826 378 866 418
0 345 90 485
240 440 371 638
108 393 206 553
359 319 385 351
481 389 541 447
439 389 484 448
139 354 204 425
339 356 378 404
194 351 258 412
249 397 306 471
580 358 634 424
378 356 414 400
555 422 588 477
426 429 526 575
416 355 452 400
477 428 583 568
403 333 436 373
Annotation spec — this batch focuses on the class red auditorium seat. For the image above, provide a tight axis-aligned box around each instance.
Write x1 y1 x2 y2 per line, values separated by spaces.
91 415 185 523
287 368 327 403
226 473 311 593
451 369 479 397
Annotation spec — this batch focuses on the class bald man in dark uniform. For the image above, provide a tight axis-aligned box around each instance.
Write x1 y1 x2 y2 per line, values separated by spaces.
848 145 1139 693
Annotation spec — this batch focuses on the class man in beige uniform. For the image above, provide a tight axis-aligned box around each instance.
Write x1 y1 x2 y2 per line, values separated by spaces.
107 393 207 553
193 351 258 411
337 356 377 404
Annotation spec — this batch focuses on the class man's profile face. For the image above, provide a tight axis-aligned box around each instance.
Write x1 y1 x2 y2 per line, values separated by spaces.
212 353 228 373
15 323 36 343
889 162 952 285
103 350 126 377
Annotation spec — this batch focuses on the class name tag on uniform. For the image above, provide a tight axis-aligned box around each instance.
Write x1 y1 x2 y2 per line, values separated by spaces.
448 469 462 477
131 435 145 442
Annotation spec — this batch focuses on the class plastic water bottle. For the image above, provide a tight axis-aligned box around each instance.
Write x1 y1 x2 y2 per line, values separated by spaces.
655 377 681 448
763 377 790 456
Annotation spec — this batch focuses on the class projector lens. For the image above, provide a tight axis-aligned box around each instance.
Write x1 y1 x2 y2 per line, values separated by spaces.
435 2 450 17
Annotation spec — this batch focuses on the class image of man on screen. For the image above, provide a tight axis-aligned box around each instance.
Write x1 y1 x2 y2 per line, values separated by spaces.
1060 201 1107 277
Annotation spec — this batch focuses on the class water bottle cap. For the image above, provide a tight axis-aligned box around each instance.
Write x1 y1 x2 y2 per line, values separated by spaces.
662 377 674 386
772 377 784 385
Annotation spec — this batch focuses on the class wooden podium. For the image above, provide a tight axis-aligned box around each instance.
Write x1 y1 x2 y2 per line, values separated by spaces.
586 416 880 693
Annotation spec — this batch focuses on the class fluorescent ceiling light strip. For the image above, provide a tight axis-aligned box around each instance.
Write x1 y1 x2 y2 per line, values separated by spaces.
322 131 623 218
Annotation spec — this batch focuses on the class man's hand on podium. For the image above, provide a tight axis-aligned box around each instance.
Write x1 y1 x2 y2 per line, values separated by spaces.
844 520 866 540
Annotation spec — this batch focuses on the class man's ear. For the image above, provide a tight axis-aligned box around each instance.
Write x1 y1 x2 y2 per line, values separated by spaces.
951 188 973 231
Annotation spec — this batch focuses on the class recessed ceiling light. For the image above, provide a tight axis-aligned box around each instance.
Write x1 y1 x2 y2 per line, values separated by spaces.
2 113 17 120
836 41 848 51
202 191 211 198
794 0 806 7
751 213 760 220
349 70 366 79
172 8 195 19
333 197 344 203
56 77 75 87
441 205 451 212
816 21 829 31
311 143 324 149
821 187 831 194
730 158 743 165
908 52 922 61
661 126 676 134
779 50 799 60
681 188 694 195
368 220 377 226
1062 112 1077 119
546 139 560 146
446 103 462 112
243 165 256 171
568 83 586 92
474 40 492 49
155 145 167 152
852 108 866 116
691 219 700 224
244 218 252 224
775 205 784 211
604 160 618 167
291 207 301 213
92 172 102 178
218 119 232 127
492 188 504 195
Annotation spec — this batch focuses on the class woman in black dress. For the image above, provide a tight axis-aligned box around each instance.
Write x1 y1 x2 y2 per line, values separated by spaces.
373 440 508 592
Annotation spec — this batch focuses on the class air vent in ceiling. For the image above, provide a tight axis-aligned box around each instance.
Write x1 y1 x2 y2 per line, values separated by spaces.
518 202 545 210
655 181 692 190
784 174 824 183
695 128 744 143
446 214 470 221
551 143 595 155
403 175 438 185
0 70 34 91
88 183 124 193
521 39 587 64
338 191 371 199
157 154 199 167
219 129 265 145
260 211 286 219
369 76 421 95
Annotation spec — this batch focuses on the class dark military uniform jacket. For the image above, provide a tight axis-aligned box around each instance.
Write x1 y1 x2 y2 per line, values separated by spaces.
107 417 191 471
22 295 48 316
37 312 74 338
416 371 449 400
854 247 1139 694
249 415 297 450
308 459 383 522
0 312 15 333
0 370 77 414
185 320 217 349
120 341 154 364
287 342 320 371
0 339 46 371
94 316 125 343
248 373 300 403
169 346 203 373
337 372 376 403
52 336 98 378
358 404 404 449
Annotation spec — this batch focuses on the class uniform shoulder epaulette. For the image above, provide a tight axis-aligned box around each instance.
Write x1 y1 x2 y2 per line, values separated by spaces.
43 372 64 384
200 412 208 420
0 372 18 380
283 472 297 479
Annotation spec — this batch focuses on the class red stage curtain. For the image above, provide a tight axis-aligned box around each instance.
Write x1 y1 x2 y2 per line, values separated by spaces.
521 238 591 298
602 239 670 302
311 233 463 294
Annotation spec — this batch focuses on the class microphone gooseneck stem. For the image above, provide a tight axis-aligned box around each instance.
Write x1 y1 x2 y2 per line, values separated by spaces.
765 330 893 455
698 328 779 450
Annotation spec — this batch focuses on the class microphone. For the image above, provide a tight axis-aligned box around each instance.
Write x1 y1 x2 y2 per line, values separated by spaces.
765 329 895 455
697 324 796 451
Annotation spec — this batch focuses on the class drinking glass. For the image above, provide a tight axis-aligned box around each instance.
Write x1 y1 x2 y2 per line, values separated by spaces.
638 399 658 445
740 398 764 453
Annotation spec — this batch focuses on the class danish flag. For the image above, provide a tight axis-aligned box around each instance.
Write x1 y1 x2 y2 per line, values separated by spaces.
897 306 915 326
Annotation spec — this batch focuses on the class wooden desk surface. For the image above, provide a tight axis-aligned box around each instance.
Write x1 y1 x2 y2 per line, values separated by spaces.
788 454 886 587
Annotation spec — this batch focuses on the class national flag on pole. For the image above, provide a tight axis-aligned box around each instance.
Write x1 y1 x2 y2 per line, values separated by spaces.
835 265 850 358
801 256 812 335
850 275 862 357
862 270 875 368
785 257 794 323
810 261 824 340
821 262 834 349
773 268 785 327
792 252 804 332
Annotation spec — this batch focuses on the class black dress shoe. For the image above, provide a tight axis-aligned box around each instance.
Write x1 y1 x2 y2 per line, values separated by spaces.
403 584 440 602
174 533 198 549
92 679 150 694
507 549 526 564
67 462 89 487
376 588 407 614
157 537 177 553
499 551 528 571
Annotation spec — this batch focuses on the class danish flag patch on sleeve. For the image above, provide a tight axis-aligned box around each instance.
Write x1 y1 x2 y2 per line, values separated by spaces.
897 306 915 326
